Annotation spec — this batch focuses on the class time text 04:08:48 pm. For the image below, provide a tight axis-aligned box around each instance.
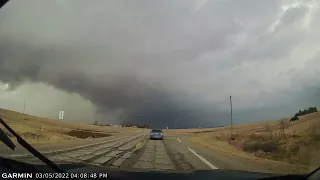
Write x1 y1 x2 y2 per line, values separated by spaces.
1 172 108 179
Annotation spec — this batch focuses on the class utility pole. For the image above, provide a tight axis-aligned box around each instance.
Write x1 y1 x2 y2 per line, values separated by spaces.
229 96 233 139
23 96 26 114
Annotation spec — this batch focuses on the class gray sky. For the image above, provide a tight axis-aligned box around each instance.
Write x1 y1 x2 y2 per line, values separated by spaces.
0 0 319 128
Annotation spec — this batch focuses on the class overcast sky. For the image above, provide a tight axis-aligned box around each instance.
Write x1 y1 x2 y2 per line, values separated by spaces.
0 0 319 128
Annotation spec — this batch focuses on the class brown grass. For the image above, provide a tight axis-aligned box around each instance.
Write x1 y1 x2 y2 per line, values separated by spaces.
170 112 320 170
0 108 140 145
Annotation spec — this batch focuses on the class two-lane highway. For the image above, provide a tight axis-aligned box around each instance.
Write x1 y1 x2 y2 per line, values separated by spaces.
5 131 220 172
4 131 307 174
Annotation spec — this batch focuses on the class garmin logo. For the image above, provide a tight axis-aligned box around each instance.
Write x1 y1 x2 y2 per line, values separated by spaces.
1 173 32 179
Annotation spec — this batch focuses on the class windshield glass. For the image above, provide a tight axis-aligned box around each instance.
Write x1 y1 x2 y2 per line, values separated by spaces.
151 130 162 133
0 0 319 178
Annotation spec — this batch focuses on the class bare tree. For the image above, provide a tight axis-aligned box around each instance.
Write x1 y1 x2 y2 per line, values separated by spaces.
279 119 287 138
310 123 319 142
264 122 272 140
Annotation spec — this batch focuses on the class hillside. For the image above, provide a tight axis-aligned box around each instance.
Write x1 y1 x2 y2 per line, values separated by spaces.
180 112 320 169
0 108 138 145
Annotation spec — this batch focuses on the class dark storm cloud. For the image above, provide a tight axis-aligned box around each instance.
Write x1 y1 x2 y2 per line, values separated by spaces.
280 5 309 26
0 38 224 128
0 0 319 128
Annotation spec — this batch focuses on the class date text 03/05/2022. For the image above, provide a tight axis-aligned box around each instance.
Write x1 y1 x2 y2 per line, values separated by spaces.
1 172 108 179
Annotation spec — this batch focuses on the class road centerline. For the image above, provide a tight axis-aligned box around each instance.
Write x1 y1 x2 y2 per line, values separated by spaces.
188 147 218 170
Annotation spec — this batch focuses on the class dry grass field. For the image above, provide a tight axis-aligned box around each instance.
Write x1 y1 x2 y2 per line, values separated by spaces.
1 107 318 172
170 112 320 170
0 108 140 145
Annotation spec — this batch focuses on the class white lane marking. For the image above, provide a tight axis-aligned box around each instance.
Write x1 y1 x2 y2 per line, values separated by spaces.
188 147 218 169
177 138 181 142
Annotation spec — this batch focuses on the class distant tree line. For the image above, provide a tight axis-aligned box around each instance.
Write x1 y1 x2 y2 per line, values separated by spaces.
92 120 150 128
121 122 150 128
290 107 318 121
93 121 111 126
295 107 318 116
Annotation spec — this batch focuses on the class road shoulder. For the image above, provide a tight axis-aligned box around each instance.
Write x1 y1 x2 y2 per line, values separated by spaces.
188 135 311 175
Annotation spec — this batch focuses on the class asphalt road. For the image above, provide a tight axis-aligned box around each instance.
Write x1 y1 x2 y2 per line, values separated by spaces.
4 132 216 171
2 130 309 174
0 130 143 156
